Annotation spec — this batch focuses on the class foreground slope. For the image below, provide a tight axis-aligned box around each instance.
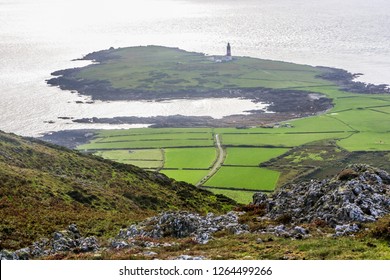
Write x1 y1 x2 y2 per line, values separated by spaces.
0 131 236 250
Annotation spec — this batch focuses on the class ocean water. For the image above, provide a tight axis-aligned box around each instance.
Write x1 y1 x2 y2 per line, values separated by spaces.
1 0 389 136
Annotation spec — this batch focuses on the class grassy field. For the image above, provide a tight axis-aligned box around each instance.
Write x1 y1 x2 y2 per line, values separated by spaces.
204 167 280 191
220 132 352 147
337 132 390 152
223 148 289 166
79 139 214 150
164 148 217 169
95 149 163 161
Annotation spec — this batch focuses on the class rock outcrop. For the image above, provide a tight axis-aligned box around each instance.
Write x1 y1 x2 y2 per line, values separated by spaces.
111 211 249 248
0 224 99 260
253 164 390 228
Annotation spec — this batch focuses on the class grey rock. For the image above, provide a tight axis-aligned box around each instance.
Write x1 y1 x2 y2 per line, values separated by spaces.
0 250 15 260
174 255 206 260
253 192 268 206
13 248 30 260
143 251 158 257
293 226 308 235
334 224 360 236
113 211 249 245
79 236 99 252
110 240 130 249
257 164 390 230
3 224 99 259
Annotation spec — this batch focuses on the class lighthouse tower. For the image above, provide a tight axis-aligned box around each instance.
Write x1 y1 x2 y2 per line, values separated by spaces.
226 42 231 57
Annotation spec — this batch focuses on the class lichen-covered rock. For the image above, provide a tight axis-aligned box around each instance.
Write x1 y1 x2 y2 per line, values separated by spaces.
254 165 390 224
1 224 99 259
334 224 360 236
259 224 310 239
253 192 268 206
112 211 249 247
174 255 206 260
0 250 15 260
253 164 390 235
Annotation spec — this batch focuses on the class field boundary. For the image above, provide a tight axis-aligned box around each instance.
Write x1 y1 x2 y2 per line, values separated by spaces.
201 185 273 193
196 134 225 186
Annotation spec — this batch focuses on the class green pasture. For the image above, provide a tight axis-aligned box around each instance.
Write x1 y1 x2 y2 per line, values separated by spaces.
223 148 289 166
94 132 213 143
95 149 163 161
337 132 390 152
204 167 280 191
93 149 163 169
220 132 351 147
331 95 390 112
79 139 214 150
370 106 390 115
164 148 217 169
330 109 390 132
278 115 354 132
160 169 209 185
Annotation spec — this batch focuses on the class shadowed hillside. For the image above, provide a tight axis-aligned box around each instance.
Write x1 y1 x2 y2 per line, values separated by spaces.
0 131 236 250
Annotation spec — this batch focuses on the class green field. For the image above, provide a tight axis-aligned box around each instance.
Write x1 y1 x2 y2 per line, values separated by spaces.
94 132 213 143
95 149 163 161
164 148 217 169
338 132 390 152
80 138 214 150
220 132 351 147
223 148 289 166
204 167 280 191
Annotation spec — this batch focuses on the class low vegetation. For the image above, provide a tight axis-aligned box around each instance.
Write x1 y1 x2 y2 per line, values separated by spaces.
0 131 236 250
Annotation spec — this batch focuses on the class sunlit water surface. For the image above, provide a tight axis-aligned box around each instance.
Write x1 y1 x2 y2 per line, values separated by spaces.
1 0 389 136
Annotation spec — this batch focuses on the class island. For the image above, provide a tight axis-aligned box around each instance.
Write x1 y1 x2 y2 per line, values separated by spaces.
47 45 340 127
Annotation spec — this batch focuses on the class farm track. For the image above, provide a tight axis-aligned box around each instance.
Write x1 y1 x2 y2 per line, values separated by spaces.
196 134 225 187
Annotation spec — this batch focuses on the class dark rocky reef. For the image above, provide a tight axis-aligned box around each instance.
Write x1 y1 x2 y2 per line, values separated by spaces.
317 67 390 94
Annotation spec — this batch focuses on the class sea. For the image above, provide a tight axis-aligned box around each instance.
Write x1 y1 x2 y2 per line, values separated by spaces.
1 0 390 137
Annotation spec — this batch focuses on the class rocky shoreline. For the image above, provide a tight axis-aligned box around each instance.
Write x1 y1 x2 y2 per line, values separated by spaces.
69 89 332 128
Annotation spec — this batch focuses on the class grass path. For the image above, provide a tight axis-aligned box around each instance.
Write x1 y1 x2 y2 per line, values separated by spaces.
196 134 225 186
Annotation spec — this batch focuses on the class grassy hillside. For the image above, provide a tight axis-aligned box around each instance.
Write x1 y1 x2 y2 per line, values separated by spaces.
75 46 333 93
0 131 236 250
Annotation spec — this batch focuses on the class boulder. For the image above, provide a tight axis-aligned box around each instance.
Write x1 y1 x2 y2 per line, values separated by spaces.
111 211 249 246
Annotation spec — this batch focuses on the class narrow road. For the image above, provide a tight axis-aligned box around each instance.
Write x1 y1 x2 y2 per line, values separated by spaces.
196 134 225 186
